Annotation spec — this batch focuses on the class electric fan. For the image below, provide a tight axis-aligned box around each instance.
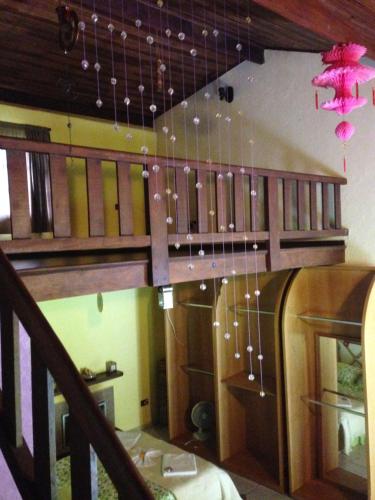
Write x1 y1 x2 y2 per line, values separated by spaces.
191 401 215 441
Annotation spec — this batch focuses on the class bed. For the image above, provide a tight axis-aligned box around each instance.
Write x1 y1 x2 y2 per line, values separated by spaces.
56 430 242 500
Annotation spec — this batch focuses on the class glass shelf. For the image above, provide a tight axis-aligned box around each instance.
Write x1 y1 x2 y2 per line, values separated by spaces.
181 364 214 377
301 389 365 418
298 312 362 327
178 300 213 310
222 371 276 396
230 304 275 316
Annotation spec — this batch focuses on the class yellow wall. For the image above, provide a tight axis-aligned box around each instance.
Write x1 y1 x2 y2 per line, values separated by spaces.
0 102 164 430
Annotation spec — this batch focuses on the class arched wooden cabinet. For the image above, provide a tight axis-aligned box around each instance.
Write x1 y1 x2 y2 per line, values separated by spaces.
283 266 375 500
164 266 375 498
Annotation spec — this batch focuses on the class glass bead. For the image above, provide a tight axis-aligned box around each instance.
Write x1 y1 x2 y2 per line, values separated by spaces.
96 98 103 108
244 293 251 300
141 145 149 154
172 193 178 201
138 84 145 93
94 62 101 72
196 182 202 189
81 59 89 70
157 0 164 7
146 35 154 45
162 126 169 134
78 21 85 31
215 112 222 119
248 75 255 83
250 190 257 196
260 391 266 398
200 282 207 291
152 164 160 172
249 139 255 145
217 173 223 180
211 261 217 269
125 132 133 140
186 233 193 241
121 30 127 40
124 96 130 105
227 171 233 178
233 320 239 327
225 116 232 123
213 29 219 37
209 210 215 216
111 77 117 86
224 332 231 340
198 249 205 257
246 16 252 24
248 373 255 381
154 193 161 201
174 242 180 249
234 352 241 359
159 63 166 72
190 48 197 57
258 354 263 360
108 23 115 32
180 100 188 109
240 167 245 174
183 165 190 174
229 223 234 230
91 13 98 23
222 278 228 285
254 289 260 296
204 92 211 100
165 28 172 37
206 158 213 164
231 269 236 275
253 243 258 250
247 345 253 352
168 87 174 96
166 216 173 224
202 28 208 37
170 134 176 142
178 32 185 41
219 225 226 232
243 235 248 241
141 170 149 179
236 43 243 52
165 188 172 195
150 104 157 113
213 320 220 327
113 122 119 132
193 116 200 125
188 262 194 270
135 19 142 28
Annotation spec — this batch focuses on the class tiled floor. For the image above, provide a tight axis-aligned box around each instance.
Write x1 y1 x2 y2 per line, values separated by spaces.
229 472 290 499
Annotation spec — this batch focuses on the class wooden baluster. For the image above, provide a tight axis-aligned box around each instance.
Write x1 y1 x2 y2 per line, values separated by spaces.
250 174 258 232
197 170 208 233
116 161 133 236
334 184 342 229
49 154 71 237
265 176 280 271
86 158 105 237
175 168 189 233
283 179 293 231
322 183 330 229
6 150 31 239
70 413 98 500
216 172 227 231
147 165 169 286
234 173 245 232
297 180 306 230
31 346 57 500
0 305 22 447
310 181 318 230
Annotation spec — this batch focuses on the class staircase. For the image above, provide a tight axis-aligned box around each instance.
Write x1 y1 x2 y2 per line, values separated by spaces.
0 249 152 499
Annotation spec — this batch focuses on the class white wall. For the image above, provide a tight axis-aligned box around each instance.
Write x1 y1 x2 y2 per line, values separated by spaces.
156 50 375 266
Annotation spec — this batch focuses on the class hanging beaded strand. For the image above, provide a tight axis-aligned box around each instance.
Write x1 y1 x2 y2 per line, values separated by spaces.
91 0 102 109
107 0 119 131
120 0 132 140
79 0 89 71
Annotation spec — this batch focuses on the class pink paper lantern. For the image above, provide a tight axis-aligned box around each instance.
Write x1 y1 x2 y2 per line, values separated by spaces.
335 121 355 142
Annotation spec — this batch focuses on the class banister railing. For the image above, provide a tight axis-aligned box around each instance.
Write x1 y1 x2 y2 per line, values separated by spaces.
0 136 347 286
0 249 153 499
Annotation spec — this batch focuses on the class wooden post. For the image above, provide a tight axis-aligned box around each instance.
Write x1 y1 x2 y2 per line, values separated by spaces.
297 180 305 230
49 154 71 238
197 170 208 233
31 346 57 500
86 158 105 237
6 149 31 239
322 183 330 230
334 184 342 229
117 161 134 236
0 306 22 447
70 413 98 500
283 179 293 231
234 173 245 232
310 181 318 230
175 168 189 234
147 165 170 286
265 176 280 271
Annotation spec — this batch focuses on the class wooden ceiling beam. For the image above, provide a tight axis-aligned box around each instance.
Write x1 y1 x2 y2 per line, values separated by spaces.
252 0 375 59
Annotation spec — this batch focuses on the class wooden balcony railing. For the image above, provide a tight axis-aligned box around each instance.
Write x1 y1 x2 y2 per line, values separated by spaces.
0 249 152 499
0 136 347 286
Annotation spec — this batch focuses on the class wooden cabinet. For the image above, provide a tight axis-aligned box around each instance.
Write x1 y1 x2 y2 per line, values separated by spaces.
164 271 291 493
283 266 375 499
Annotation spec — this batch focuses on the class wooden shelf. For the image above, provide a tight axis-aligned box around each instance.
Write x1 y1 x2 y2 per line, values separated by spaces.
298 312 362 327
178 300 213 309
301 394 365 418
231 304 275 316
222 371 276 396
55 370 124 395
181 364 214 377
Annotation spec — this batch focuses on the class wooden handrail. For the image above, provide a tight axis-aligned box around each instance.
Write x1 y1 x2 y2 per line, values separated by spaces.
0 135 347 184
0 249 153 499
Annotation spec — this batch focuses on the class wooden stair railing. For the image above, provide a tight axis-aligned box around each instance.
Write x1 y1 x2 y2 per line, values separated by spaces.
0 249 153 500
